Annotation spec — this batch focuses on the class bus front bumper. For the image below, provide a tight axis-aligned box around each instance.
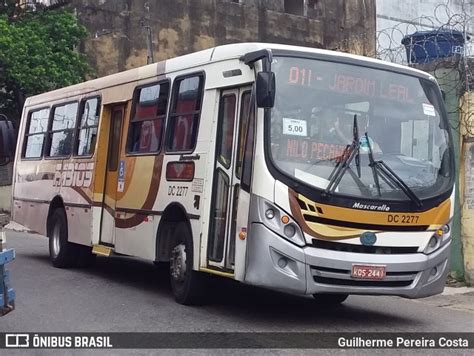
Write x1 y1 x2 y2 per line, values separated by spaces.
244 223 450 299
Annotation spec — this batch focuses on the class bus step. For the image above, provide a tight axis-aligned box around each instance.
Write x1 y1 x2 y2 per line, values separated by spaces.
92 245 113 257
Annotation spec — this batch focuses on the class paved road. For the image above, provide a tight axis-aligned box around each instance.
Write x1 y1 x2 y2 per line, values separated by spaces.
1 231 473 354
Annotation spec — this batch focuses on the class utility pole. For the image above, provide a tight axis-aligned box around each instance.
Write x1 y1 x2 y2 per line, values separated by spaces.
142 2 154 64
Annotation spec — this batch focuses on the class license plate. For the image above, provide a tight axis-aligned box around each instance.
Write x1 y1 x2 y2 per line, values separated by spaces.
351 265 386 280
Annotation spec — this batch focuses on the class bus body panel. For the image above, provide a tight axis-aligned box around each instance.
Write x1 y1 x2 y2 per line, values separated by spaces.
244 214 450 298
252 107 275 203
13 159 60 235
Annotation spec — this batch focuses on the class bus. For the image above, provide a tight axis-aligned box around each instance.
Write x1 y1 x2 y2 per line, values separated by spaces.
11 43 455 305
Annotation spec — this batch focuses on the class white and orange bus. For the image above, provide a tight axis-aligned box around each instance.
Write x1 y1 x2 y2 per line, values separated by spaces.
11 43 455 305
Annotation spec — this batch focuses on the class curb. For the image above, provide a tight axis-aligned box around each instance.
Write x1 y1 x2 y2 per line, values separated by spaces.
4 221 31 233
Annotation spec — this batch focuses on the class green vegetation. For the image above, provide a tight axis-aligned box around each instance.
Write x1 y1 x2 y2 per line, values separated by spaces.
0 3 92 124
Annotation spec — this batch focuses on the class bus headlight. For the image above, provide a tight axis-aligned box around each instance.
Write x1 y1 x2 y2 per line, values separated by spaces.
265 209 275 219
256 196 306 247
284 224 296 238
424 220 452 254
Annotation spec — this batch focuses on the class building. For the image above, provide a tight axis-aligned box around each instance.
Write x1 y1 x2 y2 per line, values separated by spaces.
71 0 376 76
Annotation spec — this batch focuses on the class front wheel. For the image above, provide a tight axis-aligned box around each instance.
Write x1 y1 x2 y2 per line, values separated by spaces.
169 222 206 305
48 208 79 268
312 293 349 305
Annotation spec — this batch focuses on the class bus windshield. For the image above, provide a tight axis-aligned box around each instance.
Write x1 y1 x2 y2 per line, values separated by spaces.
268 56 454 202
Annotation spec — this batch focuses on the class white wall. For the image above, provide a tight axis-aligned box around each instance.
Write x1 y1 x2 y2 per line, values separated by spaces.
0 185 11 213
376 0 473 63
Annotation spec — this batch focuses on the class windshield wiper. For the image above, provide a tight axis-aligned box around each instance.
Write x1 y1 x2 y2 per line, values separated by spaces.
365 131 423 208
354 116 361 178
365 132 382 196
325 114 361 195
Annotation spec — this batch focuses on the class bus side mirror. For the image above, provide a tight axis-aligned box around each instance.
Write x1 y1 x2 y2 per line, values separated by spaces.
256 71 275 109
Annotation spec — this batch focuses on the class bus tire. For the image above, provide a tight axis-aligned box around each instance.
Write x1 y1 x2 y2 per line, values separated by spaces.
169 222 205 305
312 293 349 305
48 208 79 268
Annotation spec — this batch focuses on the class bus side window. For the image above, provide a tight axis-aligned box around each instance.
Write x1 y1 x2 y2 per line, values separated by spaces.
23 108 50 159
127 81 169 154
47 102 78 157
241 92 256 192
166 74 204 152
75 97 101 156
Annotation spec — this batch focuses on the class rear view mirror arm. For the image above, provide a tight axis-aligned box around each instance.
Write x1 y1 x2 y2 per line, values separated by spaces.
240 49 273 72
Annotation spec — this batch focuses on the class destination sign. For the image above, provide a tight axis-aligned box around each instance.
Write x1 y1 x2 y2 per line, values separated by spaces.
281 138 347 162
285 65 415 103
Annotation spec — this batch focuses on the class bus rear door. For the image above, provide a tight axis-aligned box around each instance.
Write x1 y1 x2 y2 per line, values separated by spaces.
100 104 126 246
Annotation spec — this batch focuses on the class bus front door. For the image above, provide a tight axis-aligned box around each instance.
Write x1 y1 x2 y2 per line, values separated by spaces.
100 104 125 246
207 87 252 272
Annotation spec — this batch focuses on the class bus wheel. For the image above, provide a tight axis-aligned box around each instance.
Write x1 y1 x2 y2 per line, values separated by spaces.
48 209 79 268
169 222 204 305
312 293 349 305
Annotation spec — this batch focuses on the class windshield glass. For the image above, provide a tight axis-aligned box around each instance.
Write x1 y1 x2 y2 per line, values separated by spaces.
269 56 453 201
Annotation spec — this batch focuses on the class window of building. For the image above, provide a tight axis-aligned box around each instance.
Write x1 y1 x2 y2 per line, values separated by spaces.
23 107 50 158
128 81 169 154
166 74 204 152
75 97 101 156
308 0 318 9
284 0 304 16
307 0 322 17
48 102 78 157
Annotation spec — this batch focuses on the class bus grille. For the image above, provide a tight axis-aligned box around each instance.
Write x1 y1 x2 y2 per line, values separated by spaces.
312 239 419 254
311 266 417 288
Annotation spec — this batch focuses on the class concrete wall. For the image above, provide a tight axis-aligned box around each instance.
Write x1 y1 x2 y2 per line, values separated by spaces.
0 186 12 212
0 162 12 213
413 60 465 279
460 91 474 284
376 0 474 63
435 65 465 279
71 0 376 77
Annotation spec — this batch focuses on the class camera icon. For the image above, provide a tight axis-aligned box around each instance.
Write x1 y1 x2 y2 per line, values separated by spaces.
5 334 29 348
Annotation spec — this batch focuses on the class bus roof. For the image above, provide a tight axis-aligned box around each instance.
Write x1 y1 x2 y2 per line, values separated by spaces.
25 42 434 107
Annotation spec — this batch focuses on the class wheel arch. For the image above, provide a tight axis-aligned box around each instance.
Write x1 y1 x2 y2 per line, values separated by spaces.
46 195 66 236
155 202 192 262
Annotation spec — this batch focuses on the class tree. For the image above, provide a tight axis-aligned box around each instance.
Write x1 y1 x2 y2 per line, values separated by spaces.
0 1 20 20
0 4 93 125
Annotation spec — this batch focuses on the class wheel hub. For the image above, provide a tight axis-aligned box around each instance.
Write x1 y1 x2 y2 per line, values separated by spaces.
170 243 186 283
51 223 61 258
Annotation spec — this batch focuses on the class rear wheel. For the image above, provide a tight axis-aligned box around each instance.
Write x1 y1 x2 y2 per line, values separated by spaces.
48 208 79 268
169 222 205 305
312 293 349 305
